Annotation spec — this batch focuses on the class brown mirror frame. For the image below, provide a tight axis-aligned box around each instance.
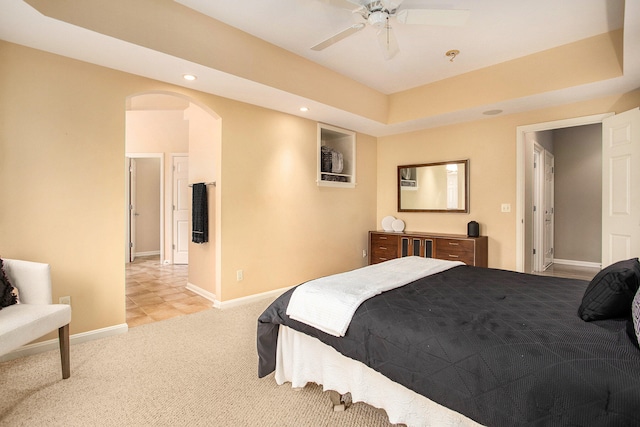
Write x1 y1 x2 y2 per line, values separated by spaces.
398 159 469 213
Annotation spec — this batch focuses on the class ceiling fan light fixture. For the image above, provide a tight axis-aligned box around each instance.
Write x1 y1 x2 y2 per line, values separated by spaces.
368 10 389 28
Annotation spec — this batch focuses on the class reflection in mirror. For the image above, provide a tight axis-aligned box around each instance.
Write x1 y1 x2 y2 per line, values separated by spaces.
398 160 469 212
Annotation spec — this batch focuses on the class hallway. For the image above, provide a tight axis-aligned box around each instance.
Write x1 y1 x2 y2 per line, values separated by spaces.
126 256 212 327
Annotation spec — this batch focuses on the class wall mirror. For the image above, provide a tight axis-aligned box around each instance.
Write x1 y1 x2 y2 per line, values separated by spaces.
398 159 469 213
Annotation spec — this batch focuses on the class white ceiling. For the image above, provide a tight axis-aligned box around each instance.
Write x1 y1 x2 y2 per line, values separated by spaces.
0 0 638 136
176 0 624 94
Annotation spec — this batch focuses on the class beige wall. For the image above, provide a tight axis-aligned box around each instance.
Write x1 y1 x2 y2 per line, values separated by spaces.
218 108 377 300
0 42 130 334
0 41 377 338
185 103 220 297
377 90 640 270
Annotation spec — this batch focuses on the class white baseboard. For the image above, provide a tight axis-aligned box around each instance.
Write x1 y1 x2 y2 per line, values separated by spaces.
186 282 293 310
0 323 128 363
553 259 602 269
186 282 217 305
215 286 294 309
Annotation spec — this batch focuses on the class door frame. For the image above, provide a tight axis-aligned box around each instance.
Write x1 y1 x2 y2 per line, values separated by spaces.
125 153 165 263
171 153 189 265
515 113 613 272
128 157 137 263
532 142 544 272
542 149 555 270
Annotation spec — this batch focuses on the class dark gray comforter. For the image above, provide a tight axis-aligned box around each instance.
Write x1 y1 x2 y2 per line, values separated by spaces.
257 265 640 426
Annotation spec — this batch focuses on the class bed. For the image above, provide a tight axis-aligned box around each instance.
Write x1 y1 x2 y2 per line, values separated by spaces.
257 256 640 426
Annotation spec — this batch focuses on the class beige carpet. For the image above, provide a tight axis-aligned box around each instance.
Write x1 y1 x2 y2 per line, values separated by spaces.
0 297 397 426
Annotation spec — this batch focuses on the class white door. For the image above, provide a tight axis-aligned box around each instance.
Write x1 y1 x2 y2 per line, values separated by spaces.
532 144 543 271
543 150 554 269
602 108 640 267
173 156 189 265
129 158 137 262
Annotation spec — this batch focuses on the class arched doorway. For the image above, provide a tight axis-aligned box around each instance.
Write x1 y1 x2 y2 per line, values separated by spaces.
124 91 221 326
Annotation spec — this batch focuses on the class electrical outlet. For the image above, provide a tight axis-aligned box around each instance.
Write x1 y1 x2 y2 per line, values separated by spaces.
59 296 71 305
362 249 367 258
501 203 511 213
236 270 243 281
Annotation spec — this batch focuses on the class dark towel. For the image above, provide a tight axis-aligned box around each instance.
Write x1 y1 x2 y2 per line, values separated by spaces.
192 183 208 244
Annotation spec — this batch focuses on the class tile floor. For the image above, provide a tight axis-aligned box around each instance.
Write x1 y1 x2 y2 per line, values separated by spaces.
125 255 212 327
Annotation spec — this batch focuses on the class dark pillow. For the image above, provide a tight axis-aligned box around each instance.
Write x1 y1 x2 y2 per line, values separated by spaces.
627 288 640 348
578 258 640 321
0 258 19 309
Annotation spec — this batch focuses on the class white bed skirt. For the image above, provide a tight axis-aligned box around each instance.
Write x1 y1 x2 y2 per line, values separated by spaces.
275 325 483 427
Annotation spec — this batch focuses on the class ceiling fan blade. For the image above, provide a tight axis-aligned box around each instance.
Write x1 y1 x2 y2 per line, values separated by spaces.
320 0 361 10
381 0 405 11
377 23 399 60
396 9 470 26
311 23 366 51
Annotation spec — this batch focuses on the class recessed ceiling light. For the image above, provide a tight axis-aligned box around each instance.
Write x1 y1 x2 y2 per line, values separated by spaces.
183 74 197 81
299 107 309 112
483 109 503 116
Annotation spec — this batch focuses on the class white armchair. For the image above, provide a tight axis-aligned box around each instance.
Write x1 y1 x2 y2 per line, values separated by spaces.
0 259 72 379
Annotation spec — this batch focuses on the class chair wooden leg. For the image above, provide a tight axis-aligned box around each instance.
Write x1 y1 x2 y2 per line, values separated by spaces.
58 324 70 379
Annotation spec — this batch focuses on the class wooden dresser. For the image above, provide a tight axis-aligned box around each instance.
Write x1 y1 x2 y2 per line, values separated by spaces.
369 231 488 267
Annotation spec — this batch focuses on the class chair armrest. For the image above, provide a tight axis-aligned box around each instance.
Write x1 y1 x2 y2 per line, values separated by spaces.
3 259 52 305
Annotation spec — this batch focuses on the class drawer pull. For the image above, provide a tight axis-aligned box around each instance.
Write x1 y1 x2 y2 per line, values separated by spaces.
379 236 387 240
379 246 387 250
448 254 460 258
448 242 459 246
380 257 388 261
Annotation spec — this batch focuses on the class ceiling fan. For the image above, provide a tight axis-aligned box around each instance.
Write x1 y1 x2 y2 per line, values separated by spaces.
312 0 469 60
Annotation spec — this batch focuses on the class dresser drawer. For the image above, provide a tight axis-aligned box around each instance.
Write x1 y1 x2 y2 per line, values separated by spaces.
370 233 399 264
435 238 475 265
